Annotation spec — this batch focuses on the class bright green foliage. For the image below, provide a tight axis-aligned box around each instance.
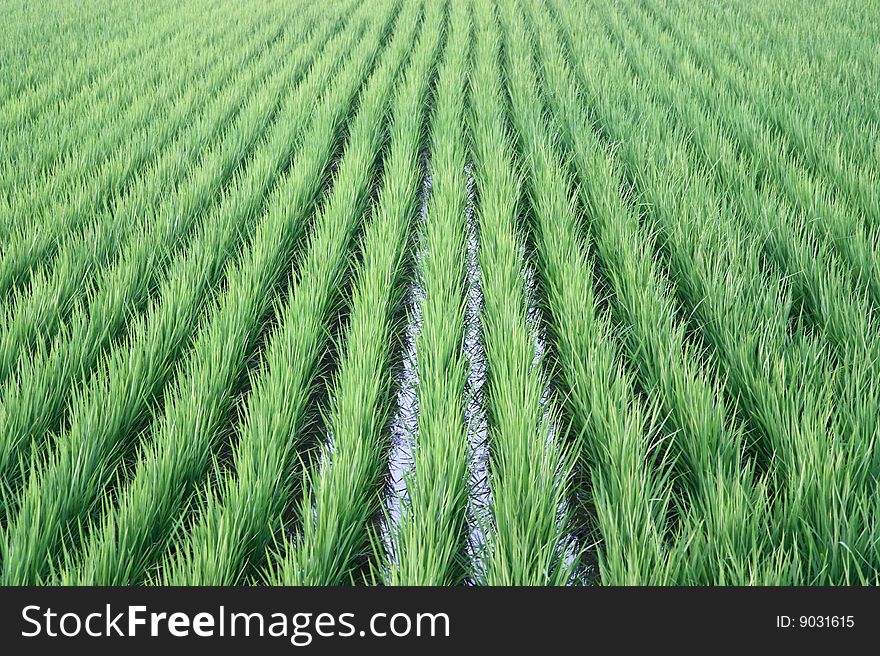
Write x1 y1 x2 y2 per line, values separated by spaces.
161 0 419 585
0 0 354 524
467 0 575 585
58 0 377 586
381 0 472 586
1 0 878 586
266 0 443 586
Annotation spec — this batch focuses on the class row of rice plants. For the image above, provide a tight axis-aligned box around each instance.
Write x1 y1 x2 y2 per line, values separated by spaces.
382 0 473 586
0 0 289 293
268 0 442 586
600 0 880 583
500 0 674 584
596 0 880 484
158 0 419 586
0 0 195 193
597 3 880 459
0 0 355 516
643 0 880 219
616 0 880 311
467 0 574 586
1 0 875 587
516 0 782 584
555 0 879 583
0 0 176 124
55 0 392 587
0 0 382 584
0 0 318 384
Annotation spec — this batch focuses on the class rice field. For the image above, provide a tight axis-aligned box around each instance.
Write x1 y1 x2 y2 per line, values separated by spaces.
1 0 878 586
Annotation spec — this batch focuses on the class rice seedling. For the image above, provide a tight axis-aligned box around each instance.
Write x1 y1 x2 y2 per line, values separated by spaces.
639 0 880 228
594 3 880 451
466 0 574 586
501 0 676 585
266 0 442 587
0 0 275 283
594 0 880 472
0 0 198 194
555 0 880 583
613 0 880 313
0 1 389 585
381 0 472 587
521 0 781 584
56 0 387 588
0 0 188 124
0 1 169 114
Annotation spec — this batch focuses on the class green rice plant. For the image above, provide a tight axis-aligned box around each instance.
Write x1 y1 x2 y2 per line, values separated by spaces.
598 2 880 371
0 3 358 517
0 0 876 587
499 0 678 585
0 0 170 111
592 0 880 508
0 1 315 386
266 0 442 587
159 0 425 586
0 0 212 146
0 0 256 188
464 0 574 586
639 0 880 229
56 0 388 588
0 0 269 267
554 0 879 583
522 0 782 584
0 0 184 134
2 0 237 222
381 0 472 587
0 0 198 201
555 0 794 542
617 0 880 313
722 0 880 78
0 3 390 586
592 2 880 452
